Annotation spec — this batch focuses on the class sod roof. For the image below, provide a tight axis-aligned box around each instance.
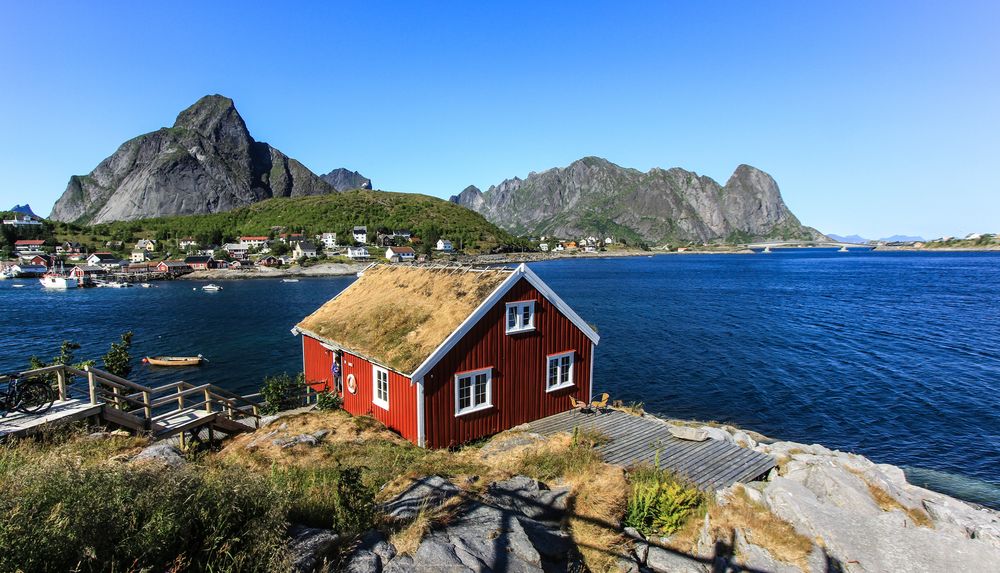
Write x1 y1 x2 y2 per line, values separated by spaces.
296 265 513 374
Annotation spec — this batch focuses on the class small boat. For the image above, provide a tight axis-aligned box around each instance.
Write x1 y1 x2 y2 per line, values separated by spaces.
762 246 772 254
838 246 850 253
140 283 153 288
356 270 364 277
39 274 78 289
201 284 223 291
282 278 300 283
12 284 24 288
143 354 205 367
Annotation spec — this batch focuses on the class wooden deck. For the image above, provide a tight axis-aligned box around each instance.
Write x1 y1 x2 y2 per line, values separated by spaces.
0 398 103 438
526 409 775 490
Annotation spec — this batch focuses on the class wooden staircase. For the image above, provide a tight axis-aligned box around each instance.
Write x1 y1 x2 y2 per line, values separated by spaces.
1 364 262 445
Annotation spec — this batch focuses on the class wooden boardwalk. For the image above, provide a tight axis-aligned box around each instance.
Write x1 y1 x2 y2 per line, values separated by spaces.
0 398 103 438
526 409 775 490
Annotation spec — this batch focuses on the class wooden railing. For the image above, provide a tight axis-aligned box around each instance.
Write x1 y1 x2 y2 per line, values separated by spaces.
1 364 262 437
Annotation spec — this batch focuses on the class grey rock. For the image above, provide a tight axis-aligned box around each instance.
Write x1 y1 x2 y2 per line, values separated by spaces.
381 555 414 573
478 431 547 460
320 168 372 191
450 157 825 245
131 443 185 468
407 501 574 572
312 429 331 440
382 475 462 521
485 475 569 522
615 556 641 573
645 545 708 573
274 434 321 449
342 548 380 573
50 95 339 223
668 426 709 442
732 528 802 573
624 526 645 540
288 524 339 573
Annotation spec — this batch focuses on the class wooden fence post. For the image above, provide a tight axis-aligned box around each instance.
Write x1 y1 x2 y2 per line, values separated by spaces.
55 368 67 402
204 388 212 413
86 366 97 405
142 390 152 421
176 383 184 410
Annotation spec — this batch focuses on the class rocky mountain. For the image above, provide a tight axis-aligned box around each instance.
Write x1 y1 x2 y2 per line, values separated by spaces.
451 157 824 245
827 234 870 244
320 168 372 191
49 95 340 224
9 204 38 217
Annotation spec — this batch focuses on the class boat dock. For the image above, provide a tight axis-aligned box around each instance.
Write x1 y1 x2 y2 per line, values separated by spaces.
0 365 263 445
526 409 775 490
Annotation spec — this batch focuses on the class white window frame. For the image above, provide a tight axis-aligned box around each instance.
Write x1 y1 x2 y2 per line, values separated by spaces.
373 365 389 410
546 351 575 392
454 367 493 417
505 300 536 334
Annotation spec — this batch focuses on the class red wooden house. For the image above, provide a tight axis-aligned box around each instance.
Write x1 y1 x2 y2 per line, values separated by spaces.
293 264 600 448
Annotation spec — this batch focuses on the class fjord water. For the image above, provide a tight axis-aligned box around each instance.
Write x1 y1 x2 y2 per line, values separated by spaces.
1 251 997 508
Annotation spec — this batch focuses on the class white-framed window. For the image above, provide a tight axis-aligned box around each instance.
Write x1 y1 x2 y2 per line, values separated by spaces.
454 367 492 416
373 365 389 410
546 351 575 392
505 300 535 334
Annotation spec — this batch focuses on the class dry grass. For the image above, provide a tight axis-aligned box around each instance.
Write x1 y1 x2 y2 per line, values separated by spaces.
220 409 407 468
296 265 511 372
866 482 934 528
667 486 813 570
564 464 629 572
388 495 466 556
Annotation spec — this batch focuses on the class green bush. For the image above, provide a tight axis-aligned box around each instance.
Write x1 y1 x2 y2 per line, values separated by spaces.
624 463 704 536
0 460 289 572
259 372 306 414
315 389 342 411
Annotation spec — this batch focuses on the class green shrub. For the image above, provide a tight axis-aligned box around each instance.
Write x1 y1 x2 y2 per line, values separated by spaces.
624 463 704 536
259 372 307 414
0 460 289 572
316 390 343 411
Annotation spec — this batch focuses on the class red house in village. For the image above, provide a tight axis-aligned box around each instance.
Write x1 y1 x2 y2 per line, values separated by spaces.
293 264 600 448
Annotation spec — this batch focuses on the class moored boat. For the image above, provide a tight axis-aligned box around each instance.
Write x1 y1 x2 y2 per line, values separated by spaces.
39 274 78 289
143 354 205 367
282 278 300 282
201 284 223 291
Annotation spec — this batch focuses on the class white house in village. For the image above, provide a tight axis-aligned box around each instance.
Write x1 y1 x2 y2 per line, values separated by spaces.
435 239 454 252
539 243 549 252
347 246 370 260
385 246 416 262
353 226 368 244
223 243 249 260
319 233 338 249
604 237 614 245
179 237 198 249
130 251 149 263
238 236 269 249
293 241 318 259
135 239 157 252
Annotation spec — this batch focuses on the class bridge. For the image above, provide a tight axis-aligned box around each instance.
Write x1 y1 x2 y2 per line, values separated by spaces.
0 364 267 447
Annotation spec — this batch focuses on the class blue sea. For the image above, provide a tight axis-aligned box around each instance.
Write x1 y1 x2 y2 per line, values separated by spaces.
1 251 998 508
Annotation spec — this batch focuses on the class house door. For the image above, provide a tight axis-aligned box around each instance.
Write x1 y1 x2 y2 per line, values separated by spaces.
332 351 343 395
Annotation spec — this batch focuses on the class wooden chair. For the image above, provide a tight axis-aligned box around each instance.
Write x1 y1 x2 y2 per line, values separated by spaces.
590 392 610 413
570 396 592 413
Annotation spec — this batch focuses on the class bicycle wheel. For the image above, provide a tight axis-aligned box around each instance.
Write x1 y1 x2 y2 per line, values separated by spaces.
15 381 54 415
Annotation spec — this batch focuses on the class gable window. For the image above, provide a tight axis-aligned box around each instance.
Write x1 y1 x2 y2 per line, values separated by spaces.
546 351 575 392
373 365 389 410
505 300 535 334
455 367 492 416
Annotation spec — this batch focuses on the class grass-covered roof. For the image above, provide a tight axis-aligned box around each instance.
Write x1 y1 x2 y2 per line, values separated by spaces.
296 265 513 373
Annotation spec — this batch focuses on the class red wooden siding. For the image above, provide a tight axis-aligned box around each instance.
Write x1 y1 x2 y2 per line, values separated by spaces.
422 277 593 448
302 335 335 392
340 350 419 443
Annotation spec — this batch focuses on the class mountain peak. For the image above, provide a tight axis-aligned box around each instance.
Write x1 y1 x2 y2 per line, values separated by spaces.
9 204 38 217
319 168 372 191
172 94 248 141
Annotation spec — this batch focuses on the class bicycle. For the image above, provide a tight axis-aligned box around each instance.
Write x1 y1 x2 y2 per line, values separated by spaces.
0 373 56 417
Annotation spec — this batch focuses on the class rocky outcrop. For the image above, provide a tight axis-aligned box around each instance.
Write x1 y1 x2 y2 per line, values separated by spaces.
49 95 339 224
320 168 372 191
350 475 578 572
287 524 340 572
450 157 825 245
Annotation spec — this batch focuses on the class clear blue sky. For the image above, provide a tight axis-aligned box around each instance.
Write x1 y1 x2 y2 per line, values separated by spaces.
1 1 996 239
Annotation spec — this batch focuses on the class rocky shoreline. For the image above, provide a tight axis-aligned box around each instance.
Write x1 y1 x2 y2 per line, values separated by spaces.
230 408 999 573
180 262 366 280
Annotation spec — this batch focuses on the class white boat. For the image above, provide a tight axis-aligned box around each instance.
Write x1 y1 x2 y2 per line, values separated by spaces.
838 246 850 253
201 284 223 291
282 278 300 283
356 271 364 277
39 274 78 289
140 283 153 288
12 284 24 288
762 246 772 254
